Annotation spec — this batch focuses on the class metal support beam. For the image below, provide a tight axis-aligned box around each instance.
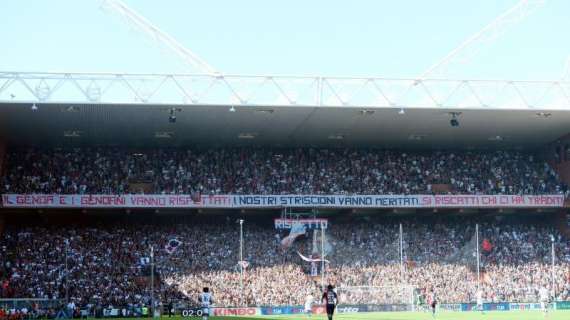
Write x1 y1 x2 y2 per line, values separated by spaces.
0 71 569 110
419 0 546 79
101 0 219 75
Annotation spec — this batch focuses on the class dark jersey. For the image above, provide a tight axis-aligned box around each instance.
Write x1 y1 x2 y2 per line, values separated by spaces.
322 290 338 305
430 293 437 307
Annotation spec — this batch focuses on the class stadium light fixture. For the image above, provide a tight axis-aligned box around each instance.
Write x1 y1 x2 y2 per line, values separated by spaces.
449 112 461 127
359 109 375 116
101 0 220 75
168 107 177 123
254 109 275 115
328 134 345 140
488 135 504 141
154 132 174 139
65 106 80 112
238 133 257 139
63 130 82 138
408 134 426 141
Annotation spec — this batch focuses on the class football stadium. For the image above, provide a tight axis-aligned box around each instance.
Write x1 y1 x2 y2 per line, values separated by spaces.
1 0 570 319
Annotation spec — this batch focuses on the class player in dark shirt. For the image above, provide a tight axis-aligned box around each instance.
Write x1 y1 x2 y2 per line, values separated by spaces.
429 289 437 318
321 284 338 320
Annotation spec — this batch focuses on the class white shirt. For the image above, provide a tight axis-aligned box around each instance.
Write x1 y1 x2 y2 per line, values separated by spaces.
200 292 212 307
539 288 549 302
476 291 483 304
304 295 314 310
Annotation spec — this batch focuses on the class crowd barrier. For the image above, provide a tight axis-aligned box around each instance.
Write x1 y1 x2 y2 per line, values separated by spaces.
213 302 570 316
77 302 570 317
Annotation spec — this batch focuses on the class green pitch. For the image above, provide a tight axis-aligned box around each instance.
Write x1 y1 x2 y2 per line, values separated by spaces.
202 310 568 320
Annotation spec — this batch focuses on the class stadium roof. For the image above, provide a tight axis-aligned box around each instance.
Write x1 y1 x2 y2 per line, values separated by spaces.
1 71 569 149
1 101 568 149
0 71 567 149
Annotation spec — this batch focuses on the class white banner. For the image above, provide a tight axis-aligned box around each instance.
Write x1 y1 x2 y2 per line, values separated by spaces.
1 194 564 209
274 218 328 230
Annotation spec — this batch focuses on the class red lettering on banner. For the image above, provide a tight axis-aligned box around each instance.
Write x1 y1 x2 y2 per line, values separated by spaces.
80 195 125 206
421 196 432 206
499 196 509 205
130 196 165 207
16 195 25 204
526 195 560 206
511 196 523 205
435 195 480 206
213 308 256 316
434 196 442 205
168 196 195 206
481 196 497 205
527 196 536 205
205 195 231 206
17 195 54 205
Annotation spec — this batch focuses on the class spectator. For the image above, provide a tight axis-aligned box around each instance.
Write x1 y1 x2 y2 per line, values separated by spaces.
2 148 565 196
0 216 568 307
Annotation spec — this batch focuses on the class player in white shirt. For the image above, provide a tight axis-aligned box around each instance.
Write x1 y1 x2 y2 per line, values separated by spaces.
200 287 214 320
476 290 484 314
304 293 314 317
539 286 550 315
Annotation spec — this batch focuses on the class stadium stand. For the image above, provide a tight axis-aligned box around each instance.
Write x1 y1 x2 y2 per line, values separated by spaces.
1 147 566 195
1 147 569 318
0 215 569 312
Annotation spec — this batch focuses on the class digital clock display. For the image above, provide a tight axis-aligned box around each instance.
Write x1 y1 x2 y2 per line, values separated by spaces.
181 308 206 317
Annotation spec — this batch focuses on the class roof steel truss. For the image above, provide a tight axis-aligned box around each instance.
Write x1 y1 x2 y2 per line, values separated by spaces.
1 71 569 110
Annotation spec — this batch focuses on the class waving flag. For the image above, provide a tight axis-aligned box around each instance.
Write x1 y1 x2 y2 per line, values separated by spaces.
238 260 250 270
482 238 493 252
297 251 330 263
280 223 306 248
165 238 182 254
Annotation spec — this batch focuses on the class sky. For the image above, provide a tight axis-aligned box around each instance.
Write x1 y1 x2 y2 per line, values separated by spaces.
1 0 569 80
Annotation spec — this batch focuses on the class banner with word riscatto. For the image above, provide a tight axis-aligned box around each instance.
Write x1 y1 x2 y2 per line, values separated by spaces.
1 194 564 209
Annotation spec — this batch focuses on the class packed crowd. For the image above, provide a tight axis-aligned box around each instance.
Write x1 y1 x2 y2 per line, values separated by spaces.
1 147 565 195
1 216 569 310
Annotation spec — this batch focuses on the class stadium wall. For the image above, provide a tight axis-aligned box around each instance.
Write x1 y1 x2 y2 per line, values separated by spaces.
550 137 570 186
0 140 4 178
0 140 4 236
64 302 570 318
205 302 570 316
547 139 570 238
